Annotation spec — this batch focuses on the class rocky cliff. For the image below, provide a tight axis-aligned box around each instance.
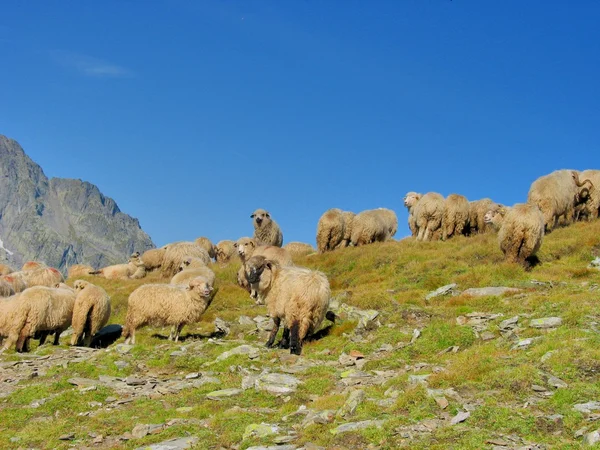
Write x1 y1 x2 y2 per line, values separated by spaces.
0 135 154 272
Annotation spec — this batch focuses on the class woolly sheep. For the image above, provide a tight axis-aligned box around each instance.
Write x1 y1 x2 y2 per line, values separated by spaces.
1 285 76 353
195 237 217 260
245 256 331 355
21 267 64 287
251 209 283 247
0 296 18 347
161 241 211 277
0 273 27 293
575 170 600 221
122 277 215 344
67 264 95 279
316 208 345 252
484 203 544 268
92 255 146 280
0 264 14 276
0 279 14 297
235 237 293 294
141 247 167 272
403 192 422 237
70 280 111 347
283 242 315 258
171 265 216 287
22 261 47 272
350 208 397 246
215 240 236 264
527 170 593 232
468 198 497 234
338 211 356 248
441 194 470 240
405 192 445 241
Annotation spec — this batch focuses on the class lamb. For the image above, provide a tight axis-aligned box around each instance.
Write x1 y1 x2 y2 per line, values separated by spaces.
283 242 315 258
484 203 544 268
122 276 215 344
1 284 76 353
575 170 600 221
251 209 284 247
67 264 95 279
527 170 593 232
468 198 497 234
70 280 111 347
235 237 293 294
0 264 14 275
245 256 331 355
195 237 217 260
0 279 14 297
0 273 27 293
316 208 345 252
215 240 236 264
441 194 470 240
350 208 397 246
91 254 146 280
404 192 445 241
141 246 167 272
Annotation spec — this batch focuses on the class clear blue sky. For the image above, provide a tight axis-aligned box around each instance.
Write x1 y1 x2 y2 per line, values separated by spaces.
1 1 599 247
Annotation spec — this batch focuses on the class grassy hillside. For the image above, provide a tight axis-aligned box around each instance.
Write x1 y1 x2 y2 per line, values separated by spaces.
1 220 600 449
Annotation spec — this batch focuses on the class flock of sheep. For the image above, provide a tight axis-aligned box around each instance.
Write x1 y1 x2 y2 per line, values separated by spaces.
0 168 598 355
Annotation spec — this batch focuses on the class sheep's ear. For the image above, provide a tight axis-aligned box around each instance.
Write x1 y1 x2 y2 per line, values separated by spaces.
250 214 255 218
233 242 238 248
250 241 255 248
266 212 270 218
265 261 273 271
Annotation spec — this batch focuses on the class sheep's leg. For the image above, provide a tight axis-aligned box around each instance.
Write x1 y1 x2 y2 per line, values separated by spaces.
289 321 302 355
53 331 62 346
278 327 290 349
38 331 48 346
174 323 184 342
265 317 281 348
23 337 31 353
168 326 175 341
83 333 93 347
130 330 136 345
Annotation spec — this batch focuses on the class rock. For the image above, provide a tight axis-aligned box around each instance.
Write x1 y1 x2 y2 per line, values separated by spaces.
214 317 230 335
450 411 470 425
589 257 600 269
511 338 534 350
499 316 519 330
584 429 600 446
434 396 449 409
134 436 198 450
59 433 75 440
243 423 280 439
541 350 556 363
547 375 568 389
254 315 275 331
302 410 336 427
532 385 547 392
242 374 259 390
114 360 129 370
255 373 302 395
215 345 260 362
132 424 151 439
425 284 458 300
480 331 496 341
462 287 521 297
408 374 431 386
185 372 199 380
530 317 562 329
239 315 256 326
338 353 356 367
330 419 385 435
574 401 600 414
68 377 97 387
115 344 134 354
206 388 242 400
337 389 365 418
410 328 421 343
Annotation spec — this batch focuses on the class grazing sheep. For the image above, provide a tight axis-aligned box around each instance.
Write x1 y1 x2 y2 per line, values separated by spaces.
350 208 397 246
67 264 95 279
283 242 315 258
575 170 600 221
245 256 331 355
1 285 76 353
442 194 470 240
22 261 47 272
316 208 345 252
0 273 27 293
468 198 497 234
171 264 216 287
406 192 445 241
251 209 284 247
122 277 215 344
338 211 356 249
484 203 544 268
403 192 422 237
92 255 146 280
70 280 111 347
161 242 211 277
527 170 593 232
195 237 217 260
141 247 167 272
235 237 293 293
0 279 14 297
215 240 236 264
0 264 14 276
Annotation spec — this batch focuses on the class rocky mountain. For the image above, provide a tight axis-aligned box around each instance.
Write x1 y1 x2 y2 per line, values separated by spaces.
0 134 154 272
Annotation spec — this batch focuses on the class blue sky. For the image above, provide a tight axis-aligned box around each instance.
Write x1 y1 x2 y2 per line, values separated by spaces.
1 1 599 247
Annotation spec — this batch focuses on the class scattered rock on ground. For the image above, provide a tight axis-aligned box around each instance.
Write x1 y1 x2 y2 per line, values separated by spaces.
425 284 458 300
530 317 562 329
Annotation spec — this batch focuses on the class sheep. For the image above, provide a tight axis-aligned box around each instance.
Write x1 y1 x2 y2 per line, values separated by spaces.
22 261 47 272
171 264 216 287
122 276 215 344
1 285 76 353
91 254 146 280
405 192 445 241
316 208 345 252
215 240 236 264
245 256 331 355
67 264 95 279
527 170 593 232
468 198 497 234
195 237 217 260
141 247 167 272
350 208 397 246
338 211 356 248
0 264 14 276
484 203 544 268
20 267 65 287
234 237 293 294
403 192 422 237
0 273 27 293
161 242 211 277
251 209 283 247
575 170 600 221
0 279 14 297
0 296 18 347
70 280 111 347
283 242 315 258
441 194 470 240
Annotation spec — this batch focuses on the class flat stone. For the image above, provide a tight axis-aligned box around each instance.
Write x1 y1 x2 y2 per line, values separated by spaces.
408 374 431 385
480 331 496 341
434 396 449 409
59 433 75 440
114 360 129 369
330 419 385 435
115 344 134 354
337 389 365 418
238 315 256 326
255 373 302 395
574 401 600 414
132 424 151 439
68 377 97 387
214 317 230 335
585 429 600 446
243 423 280 439
425 284 458 300
215 345 260 362
125 376 146 386
589 257 600 269
302 410 336 427
450 411 470 425
134 436 198 450
532 385 547 392
530 317 562 329
206 388 242 400
499 316 519 330
462 287 521 297
185 372 200 379
548 375 568 389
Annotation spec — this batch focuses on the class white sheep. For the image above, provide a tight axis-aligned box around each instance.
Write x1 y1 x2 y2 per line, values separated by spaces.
161 241 211 277
441 194 470 240
91 254 146 280
350 208 397 246
0 264 14 276
283 242 315 258
215 240 236 264
70 280 111 347
67 264 95 279
0 278 14 297
575 169 600 221
404 191 445 241
251 209 284 247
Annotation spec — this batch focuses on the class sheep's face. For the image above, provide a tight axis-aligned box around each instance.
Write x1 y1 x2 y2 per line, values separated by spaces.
484 206 506 227
251 209 271 228
215 247 228 263
245 256 273 300
131 251 140 258
235 238 256 260
188 277 213 298
131 256 146 268
74 280 88 291
403 192 421 208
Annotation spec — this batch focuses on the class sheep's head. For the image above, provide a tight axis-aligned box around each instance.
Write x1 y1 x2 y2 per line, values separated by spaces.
73 280 89 291
484 205 507 228
235 237 256 260
251 209 271 228
56 282 73 290
245 255 275 301
131 251 140 258
187 276 213 299
130 256 146 268
403 192 422 208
